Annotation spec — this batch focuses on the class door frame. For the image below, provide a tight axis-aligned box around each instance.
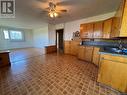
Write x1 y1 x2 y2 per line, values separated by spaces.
56 29 64 51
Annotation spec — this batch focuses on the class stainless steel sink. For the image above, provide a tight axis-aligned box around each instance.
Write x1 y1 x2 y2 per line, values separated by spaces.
103 47 125 54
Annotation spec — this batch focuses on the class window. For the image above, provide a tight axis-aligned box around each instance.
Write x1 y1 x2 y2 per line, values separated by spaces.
3 30 9 39
3 30 24 41
10 31 23 40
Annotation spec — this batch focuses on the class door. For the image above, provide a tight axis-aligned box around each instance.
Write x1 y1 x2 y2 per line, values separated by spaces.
56 29 64 52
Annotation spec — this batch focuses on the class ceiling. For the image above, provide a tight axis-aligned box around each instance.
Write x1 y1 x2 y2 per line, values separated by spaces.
0 0 121 29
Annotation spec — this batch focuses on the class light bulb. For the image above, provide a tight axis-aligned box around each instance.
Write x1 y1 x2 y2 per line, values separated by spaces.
49 13 54 18
54 12 58 17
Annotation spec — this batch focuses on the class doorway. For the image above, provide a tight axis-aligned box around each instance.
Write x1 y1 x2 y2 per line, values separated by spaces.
56 29 64 53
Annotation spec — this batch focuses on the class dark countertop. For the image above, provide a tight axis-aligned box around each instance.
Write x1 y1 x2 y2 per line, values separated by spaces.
80 44 127 57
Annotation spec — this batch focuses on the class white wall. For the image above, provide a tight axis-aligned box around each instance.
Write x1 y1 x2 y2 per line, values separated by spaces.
48 24 56 45
33 26 49 49
0 27 33 50
64 12 115 40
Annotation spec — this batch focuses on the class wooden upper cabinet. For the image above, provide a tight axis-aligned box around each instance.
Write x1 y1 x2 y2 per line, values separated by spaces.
80 23 93 39
103 18 113 38
93 21 103 38
111 0 127 37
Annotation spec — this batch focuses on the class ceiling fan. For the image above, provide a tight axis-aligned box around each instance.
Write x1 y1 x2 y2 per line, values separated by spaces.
39 0 67 18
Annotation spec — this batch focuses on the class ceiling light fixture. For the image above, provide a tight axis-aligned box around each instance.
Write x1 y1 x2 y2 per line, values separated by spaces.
49 11 58 18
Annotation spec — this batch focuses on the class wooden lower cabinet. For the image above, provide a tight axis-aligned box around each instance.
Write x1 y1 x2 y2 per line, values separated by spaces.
98 54 127 93
0 51 11 67
64 41 71 54
77 46 86 60
64 40 80 56
70 41 80 56
92 47 100 66
45 45 57 54
84 46 93 62
78 46 93 62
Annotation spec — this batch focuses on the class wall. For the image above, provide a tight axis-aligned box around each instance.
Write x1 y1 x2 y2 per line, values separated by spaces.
0 26 33 50
33 26 49 49
64 12 115 40
48 24 56 45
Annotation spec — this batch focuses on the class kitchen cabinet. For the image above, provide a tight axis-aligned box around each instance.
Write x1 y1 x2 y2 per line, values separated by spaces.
0 51 11 67
78 46 93 62
111 0 127 37
93 21 103 38
98 54 127 93
80 23 93 39
77 46 86 60
64 40 80 56
92 47 100 66
103 18 113 38
84 46 93 62
70 41 80 56
64 41 71 54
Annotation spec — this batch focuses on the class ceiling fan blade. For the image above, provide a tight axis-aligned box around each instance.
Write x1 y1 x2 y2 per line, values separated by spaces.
59 9 67 13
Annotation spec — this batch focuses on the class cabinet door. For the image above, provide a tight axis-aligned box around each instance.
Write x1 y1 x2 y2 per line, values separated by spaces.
98 58 127 93
64 41 71 54
103 18 113 38
92 47 100 66
98 59 113 86
86 23 94 38
77 46 85 60
70 41 80 56
111 0 125 37
110 61 127 92
93 21 103 38
80 24 87 38
84 46 93 62
80 23 93 38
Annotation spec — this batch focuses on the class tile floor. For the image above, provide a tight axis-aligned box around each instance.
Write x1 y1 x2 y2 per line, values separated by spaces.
0 49 121 95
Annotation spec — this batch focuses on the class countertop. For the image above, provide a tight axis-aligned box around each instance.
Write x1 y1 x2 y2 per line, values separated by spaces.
99 51 127 57
0 50 10 54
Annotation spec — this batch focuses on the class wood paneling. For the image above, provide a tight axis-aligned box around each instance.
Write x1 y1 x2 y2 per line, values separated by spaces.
98 54 127 93
103 18 113 38
92 47 100 66
93 21 103 38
